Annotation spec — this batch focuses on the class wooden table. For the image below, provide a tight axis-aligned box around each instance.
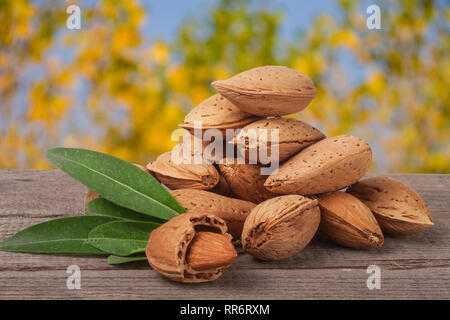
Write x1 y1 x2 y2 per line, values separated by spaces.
0 170 448 300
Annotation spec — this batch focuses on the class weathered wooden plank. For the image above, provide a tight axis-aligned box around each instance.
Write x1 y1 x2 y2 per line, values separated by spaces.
0 170 449 299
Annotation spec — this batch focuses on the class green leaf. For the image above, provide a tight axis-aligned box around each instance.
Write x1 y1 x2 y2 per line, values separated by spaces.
87 221 158 256
46 148 185 220
107 254 148 265
87 198 166 224
0 216 117 254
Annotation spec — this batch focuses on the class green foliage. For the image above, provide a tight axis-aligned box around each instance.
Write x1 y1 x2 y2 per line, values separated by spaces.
87 221 158 256
0 216 116 254
87 198 166 223
47 148 185 219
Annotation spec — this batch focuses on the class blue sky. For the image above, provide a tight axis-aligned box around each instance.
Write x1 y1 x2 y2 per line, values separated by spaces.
142 0 340 41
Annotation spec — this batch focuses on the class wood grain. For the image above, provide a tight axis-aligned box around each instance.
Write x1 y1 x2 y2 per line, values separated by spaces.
0 170 449 299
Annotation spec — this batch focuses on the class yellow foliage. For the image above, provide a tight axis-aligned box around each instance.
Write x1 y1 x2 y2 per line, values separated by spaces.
0 0 448 174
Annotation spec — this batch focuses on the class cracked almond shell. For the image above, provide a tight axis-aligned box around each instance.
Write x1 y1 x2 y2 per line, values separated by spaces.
212 66 317 116
146 151 219 190
318 191 384 249
219 159 277 203
146 212 234 283
265 134 372 195
347 176 433 235
241 195 320 260
169 189 256 240
233 117 325 163
179 94 260 133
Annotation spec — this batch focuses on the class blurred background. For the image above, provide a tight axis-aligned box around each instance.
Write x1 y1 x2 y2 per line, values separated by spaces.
0 0 448 172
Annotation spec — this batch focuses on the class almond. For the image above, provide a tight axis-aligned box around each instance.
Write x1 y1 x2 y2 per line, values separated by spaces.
170 188 256 240
347 176 433 235
146 151 219 190
265 134 372 195
179 94 260 133
176 131 224 164
219 159 277 203
233 117 325 163
318 191 384 249
212 66 317 116
209 173 234 197
241 195 320 260
146 212 235 283
186 231 237 271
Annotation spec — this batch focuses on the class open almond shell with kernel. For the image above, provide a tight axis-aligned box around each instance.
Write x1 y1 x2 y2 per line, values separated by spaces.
146 212 236 283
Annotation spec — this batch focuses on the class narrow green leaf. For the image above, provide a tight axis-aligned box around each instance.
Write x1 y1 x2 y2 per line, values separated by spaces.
107 255 148 265
0 216 116 254
87 198 166 223
46 148 185 220
87 221 158 256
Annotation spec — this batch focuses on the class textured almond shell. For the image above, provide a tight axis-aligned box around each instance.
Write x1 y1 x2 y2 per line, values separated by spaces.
219 160 277 203
146 212 232 283
318 192 384 249
146 151 219 190
241 195 320 260
170 189 256 239
212 66 317 116
180 94 260 132
233 117 325 162
347 176 433 235
209 173 234 197
265 134 372 195
176 131 224 164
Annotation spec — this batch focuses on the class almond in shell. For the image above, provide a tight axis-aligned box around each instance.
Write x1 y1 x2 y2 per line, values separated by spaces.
180 94 260 133
146 212 236 283
265 134 372 195
146 151 219 190
219 159 277 203
233 117 325 163
347 176 433 235
212 66 317 116
241 195 320 260
318 191 384 249
169 188 256 240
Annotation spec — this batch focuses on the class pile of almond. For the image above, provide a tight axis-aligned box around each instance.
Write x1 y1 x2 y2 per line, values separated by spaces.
129 66 434 283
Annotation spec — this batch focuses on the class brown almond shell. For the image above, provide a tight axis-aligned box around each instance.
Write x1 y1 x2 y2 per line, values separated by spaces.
265 134 372 195
233 117 325 163
347 176 433 235
219 160 277 203
146 151 219 190
241 195 320 260
212 66 317 116
318 191 384 249
170 189 256 239
180 94 260 132
146 212 232 283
